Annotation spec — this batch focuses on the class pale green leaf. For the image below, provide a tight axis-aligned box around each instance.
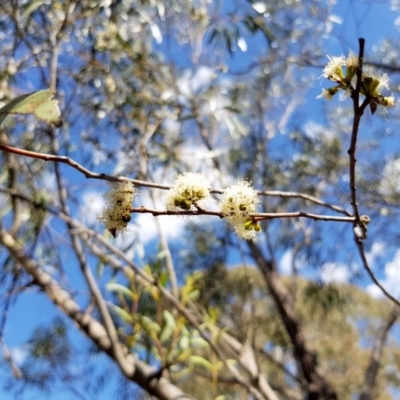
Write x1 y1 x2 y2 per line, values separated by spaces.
110 305 134 323
106 282 134 300
189 355 213 370
159 310 176 343
0 89 62 127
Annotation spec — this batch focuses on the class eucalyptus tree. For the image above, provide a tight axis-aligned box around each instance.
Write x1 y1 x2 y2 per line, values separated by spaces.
0 1 400 400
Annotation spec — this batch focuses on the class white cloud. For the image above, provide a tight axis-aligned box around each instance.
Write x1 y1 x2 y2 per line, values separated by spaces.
80 190 104 226
320 262 349 284
11 346 28 365
177 66 215 98
367 249 400 299
365 242 385 265
380 158 400 196
279 249 293 275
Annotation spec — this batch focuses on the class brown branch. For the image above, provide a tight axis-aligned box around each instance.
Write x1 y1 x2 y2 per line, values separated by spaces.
356 241 400 308
359 307 399 400
345 39 400 308
0 144 352 217
257 190 351 216
348 38 369 226
248 242 337 400
131 206 355 223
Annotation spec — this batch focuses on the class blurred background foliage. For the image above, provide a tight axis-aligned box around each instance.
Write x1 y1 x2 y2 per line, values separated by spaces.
1 0 400 399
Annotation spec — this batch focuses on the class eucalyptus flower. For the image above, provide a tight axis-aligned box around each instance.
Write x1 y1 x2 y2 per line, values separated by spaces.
99 180 135 237
165 173 210 211
220 180 261 240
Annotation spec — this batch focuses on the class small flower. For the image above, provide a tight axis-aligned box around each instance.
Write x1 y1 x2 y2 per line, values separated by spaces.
220 180 260 240
99 180 135 237
322 55 346 83
362 70 390 97
345 52 359 80
378 96 395 107
317 87 340 100
165 173 210 211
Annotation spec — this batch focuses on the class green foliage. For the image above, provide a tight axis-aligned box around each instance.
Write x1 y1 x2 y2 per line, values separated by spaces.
0 0 400 399
0 90 62 127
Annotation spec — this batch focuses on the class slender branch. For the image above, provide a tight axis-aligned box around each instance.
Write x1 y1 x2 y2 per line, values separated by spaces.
131 206 355 223
150 191 179 299
258 190 351 216
248 242 337 400
356 241 400 308
0 144 351 215
345 39 400 308
348 38 367 224
359 307 399 400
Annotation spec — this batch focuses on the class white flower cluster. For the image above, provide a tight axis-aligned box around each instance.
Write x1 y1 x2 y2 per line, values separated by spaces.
318 52 394 108
99 175 262 241
164 173 210 211
99 180 135 237
219 180 261 240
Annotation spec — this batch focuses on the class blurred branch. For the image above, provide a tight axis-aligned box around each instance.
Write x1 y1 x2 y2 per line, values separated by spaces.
258 190 351 216
356 241 400 308
0 337 22 379
248 242 338 400
359 307 400 400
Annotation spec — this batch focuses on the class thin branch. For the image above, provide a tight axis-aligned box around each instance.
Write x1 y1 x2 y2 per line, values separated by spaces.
258 190 351 216
131 206 355 223
0 144 351 215
348 38 369 225
359 307 400 400
356 241 400 308
150 191 179 299
248 242 338 400
345 39 400 308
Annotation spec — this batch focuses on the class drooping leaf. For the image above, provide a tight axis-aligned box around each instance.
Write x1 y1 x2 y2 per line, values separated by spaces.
106 282 134 300
0 89 62 127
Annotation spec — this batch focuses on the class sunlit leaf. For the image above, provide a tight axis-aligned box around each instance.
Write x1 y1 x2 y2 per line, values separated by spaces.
106 282 134 300
0 89 62 127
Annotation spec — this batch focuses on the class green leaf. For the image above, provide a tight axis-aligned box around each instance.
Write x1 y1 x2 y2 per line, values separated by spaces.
139 315 161 336
159 310 176 343
106 282 134 300
110 305 134 323
0 89 62 127
189 355 213 370
21 0 45 20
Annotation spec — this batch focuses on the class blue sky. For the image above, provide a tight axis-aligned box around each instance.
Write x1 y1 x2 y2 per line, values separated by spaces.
2 1 400 399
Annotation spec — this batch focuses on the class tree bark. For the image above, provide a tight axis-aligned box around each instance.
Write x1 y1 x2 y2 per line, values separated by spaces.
248 241 337 400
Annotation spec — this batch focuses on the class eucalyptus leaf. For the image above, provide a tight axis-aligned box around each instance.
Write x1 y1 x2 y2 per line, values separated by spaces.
0 89 62 127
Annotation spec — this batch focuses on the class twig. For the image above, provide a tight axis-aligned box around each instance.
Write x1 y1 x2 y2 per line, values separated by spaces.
0 144 352 217
358 307 399 400
257 190 351 216
356 241 400 308
347 39 400 309
131 206 355 223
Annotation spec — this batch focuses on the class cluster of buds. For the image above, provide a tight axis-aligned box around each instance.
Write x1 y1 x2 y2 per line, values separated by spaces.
98 180 135 237
318 53 394 112
99 175 262 241
164 172 211 211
